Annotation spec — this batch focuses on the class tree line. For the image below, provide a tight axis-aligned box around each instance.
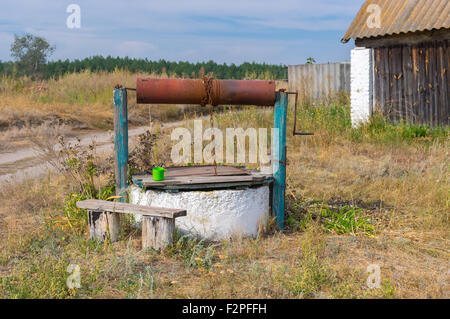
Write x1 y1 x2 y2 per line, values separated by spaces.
0 56 288 80
1 34 287 80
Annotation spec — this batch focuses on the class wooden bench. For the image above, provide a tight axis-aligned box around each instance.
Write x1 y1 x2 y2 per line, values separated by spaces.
76 199 187 250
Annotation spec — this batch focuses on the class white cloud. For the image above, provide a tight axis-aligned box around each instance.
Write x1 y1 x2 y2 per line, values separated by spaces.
0 0 364 63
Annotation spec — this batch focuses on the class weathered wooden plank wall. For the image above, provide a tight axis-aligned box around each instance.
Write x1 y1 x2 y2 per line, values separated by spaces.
373 40 449 126
288 62 351 105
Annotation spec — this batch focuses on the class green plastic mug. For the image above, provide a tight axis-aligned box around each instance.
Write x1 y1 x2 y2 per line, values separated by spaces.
152 167 167 181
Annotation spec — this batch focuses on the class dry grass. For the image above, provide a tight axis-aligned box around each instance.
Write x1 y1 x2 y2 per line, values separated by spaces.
0 71 210 152
0 84 448 299
0 71 201 134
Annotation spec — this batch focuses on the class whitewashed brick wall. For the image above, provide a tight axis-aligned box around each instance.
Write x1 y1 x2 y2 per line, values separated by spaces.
350 47 373 127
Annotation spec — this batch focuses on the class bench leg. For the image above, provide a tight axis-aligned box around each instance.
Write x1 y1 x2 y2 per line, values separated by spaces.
142 216 175 250
88 210 120 242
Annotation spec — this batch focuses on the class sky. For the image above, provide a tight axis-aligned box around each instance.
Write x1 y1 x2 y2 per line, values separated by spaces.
0 0 365 65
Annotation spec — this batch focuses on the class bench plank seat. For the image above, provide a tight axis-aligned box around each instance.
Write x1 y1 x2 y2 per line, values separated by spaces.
76 199 187 218
76 199 186 250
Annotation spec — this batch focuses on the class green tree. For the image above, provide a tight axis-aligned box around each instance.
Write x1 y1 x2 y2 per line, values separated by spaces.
306 57 316 65
10 33 55 78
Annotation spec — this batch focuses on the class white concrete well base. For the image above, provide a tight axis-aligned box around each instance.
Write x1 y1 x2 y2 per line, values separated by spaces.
129 185 270 240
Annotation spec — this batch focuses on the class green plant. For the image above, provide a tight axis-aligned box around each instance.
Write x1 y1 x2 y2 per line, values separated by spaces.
319 205 375 236
354 115 448 144
41 136 116 233
56 185 115 234
401 125 429 138
306 57 316 65
380 279 396 298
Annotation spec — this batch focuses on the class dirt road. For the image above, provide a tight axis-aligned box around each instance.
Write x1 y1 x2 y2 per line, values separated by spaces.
0 120 188 184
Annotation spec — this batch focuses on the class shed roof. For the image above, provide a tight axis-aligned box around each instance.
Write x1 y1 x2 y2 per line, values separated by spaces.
342 0 450 43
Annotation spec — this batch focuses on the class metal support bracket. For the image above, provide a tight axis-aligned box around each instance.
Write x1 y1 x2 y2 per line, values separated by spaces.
285 91 314 136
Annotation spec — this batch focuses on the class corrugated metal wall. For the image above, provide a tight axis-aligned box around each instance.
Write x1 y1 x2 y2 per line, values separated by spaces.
288 63 350 105
373 40 449 126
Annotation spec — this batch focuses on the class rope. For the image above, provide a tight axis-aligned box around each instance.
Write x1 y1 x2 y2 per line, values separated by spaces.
202 76 218 176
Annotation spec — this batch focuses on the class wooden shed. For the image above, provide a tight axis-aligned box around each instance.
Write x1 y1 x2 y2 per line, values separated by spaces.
342 0 449 126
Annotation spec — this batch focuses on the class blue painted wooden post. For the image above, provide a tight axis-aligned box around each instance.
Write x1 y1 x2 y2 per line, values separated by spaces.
114 87 128 202
272 91 288 229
